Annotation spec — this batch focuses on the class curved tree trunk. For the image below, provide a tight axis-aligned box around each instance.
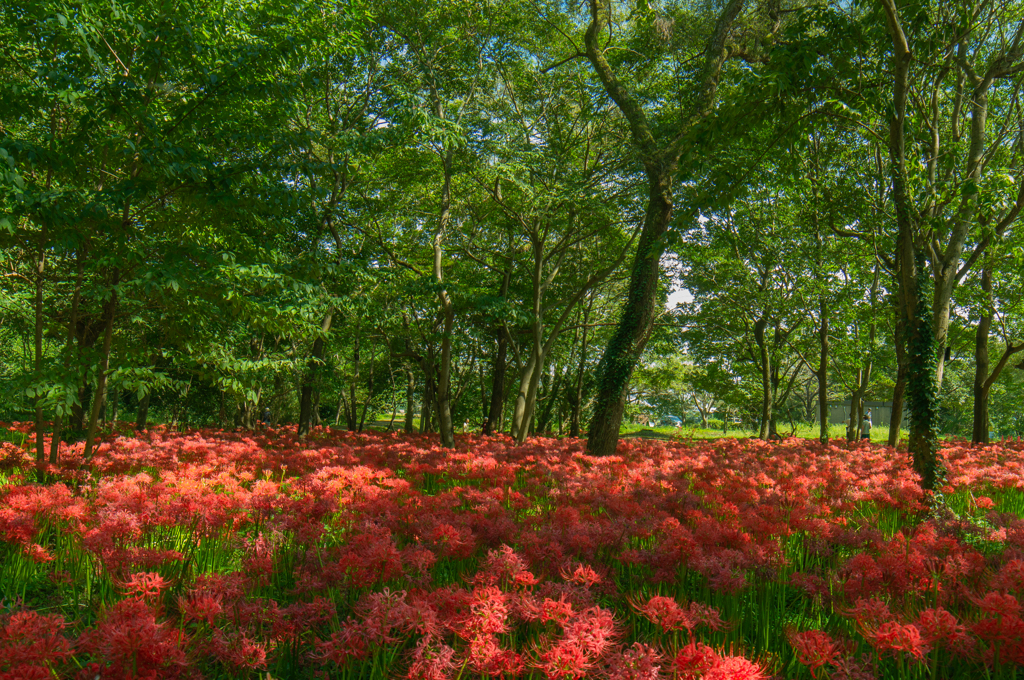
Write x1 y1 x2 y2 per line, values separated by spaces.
586 173 674 455
581 0 746 456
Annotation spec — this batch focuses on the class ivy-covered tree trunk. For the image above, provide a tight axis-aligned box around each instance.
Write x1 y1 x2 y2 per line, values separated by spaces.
905 251 940 489
586 173 674 455
580 0 746 456
880 0 940 489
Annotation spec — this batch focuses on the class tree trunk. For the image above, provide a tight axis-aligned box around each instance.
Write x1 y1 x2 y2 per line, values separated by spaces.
299 311 333 438
586 171 674 454
136 392 151 430
888 305 908 446
83 278 118 462
818 297 829 444
358 347 375 431
569 295 594 438
433 151 457 448
484 271 512 436
485 332 507 436
405 367 416 433
50 246 85 466
420 368 434 433
581 0 745 456
972 268 992 444
971 264 1024 443
33 226 46 472
880 1 939 488
754 318 772 439
108 387 119 424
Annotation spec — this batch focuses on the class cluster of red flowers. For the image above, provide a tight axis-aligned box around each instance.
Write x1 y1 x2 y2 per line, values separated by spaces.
1 424 1023 678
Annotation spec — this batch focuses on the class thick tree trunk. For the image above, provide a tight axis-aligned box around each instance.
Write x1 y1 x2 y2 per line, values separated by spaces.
879 2 939 488
586 171 674 455
298 312 333 439
581 0 745 455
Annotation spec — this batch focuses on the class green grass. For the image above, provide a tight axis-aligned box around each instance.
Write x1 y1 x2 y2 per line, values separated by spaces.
619 421 909 443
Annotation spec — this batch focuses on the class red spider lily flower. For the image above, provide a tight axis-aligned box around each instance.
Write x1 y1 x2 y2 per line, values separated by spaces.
868 622 930 660
179 592 224 626
561 562 603 588
915 608 966 648
602 642 662 680
972 591 1022 618
465 586 511 636
975 496 995 510
673 641 720 680
542 596 575 625
535 638 594 680
468 634 524 675
788 630 840 678
21 543 53 563
76 598 188 678
315 618 368 665
119 571 170 601
0 610 72 674
633 596 691 633
407 636 456 680
563 606 618 657
215 632 269 670
703 655 765 680
687 602 725 632
841 597 894 637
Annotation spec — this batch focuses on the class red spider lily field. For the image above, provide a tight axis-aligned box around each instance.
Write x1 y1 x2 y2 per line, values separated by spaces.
2 427 1024 680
